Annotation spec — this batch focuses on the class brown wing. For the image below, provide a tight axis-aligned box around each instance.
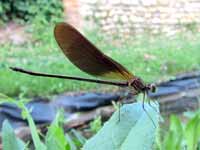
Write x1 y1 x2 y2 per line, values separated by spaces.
54 22 134 81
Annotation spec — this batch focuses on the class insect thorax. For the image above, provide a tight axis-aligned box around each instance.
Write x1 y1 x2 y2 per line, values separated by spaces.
128 77 156 94
128 77 146 92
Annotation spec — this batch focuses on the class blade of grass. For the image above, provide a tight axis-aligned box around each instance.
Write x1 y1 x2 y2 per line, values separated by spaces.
2 120 26 150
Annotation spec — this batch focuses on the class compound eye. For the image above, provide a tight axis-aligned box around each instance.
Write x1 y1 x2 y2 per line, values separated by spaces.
150 84 156 93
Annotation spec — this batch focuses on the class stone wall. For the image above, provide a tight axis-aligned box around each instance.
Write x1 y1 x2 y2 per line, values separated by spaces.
65 0 200 36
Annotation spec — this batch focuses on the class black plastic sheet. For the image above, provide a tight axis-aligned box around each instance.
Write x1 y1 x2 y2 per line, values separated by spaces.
0 71 200 129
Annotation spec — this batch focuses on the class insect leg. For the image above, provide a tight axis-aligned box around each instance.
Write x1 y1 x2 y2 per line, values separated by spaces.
142 92 157 128
146 91 159 114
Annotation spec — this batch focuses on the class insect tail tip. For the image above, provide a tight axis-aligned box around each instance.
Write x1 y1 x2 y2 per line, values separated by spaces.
9 67 20 72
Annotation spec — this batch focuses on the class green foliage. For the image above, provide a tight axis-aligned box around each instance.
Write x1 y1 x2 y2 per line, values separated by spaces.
45 112 68 150
1 95 47 150
184 114 200 150
20 100 47 150
0 0 63 24
71 129 87 146
183 22 198 33
2 120 26 150
162 114 200 150
163 115 183 150
89 116 102 134
83 102 160 150
0 94 85 150
0 94 161 150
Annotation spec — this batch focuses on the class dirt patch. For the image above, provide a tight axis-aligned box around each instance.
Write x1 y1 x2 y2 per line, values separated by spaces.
0 22 31 45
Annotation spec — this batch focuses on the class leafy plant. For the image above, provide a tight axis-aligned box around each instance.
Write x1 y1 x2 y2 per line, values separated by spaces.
0 94 85 150
0 94 46 150
184 114 200 150
0 0 63 24
45 111 68 150
162 113 200 150
163 115 183 150
83 102 159 150
70 129 87 148
2 120 26 150
89 116 102 134
0 94 160 150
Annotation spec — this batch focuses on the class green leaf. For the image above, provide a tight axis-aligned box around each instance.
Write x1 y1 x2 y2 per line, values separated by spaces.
18 100 47 150
0 95 46 150
163 115 183 150
170 115 183 136
2 120 26 150
71 129 87 146
184 114 200 150
65 133 77 150
83 102 159 150
90 116 102 134
45 112 68 150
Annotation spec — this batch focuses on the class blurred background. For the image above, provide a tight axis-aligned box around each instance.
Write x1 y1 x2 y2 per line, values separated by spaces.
0 0 200 149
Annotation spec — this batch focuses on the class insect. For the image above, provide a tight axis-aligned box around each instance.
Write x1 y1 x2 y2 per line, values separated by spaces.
10 22 156 97
10 22 157 126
